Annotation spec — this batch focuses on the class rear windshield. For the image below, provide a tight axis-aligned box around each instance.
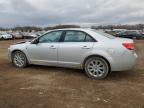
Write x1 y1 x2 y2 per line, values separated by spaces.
92 30 115 39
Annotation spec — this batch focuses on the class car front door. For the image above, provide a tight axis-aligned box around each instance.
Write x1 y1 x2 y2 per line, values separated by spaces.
26 31 63 66
58 30 95 68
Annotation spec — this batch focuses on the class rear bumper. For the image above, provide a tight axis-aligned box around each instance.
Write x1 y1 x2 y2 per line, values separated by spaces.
111 51 138 71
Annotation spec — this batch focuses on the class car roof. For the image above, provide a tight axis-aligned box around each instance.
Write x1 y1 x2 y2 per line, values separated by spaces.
45 28 90 32
45 28 100 35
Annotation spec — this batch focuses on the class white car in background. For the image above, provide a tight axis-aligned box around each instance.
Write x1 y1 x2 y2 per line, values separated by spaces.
0 33 13 40
8 28 138 79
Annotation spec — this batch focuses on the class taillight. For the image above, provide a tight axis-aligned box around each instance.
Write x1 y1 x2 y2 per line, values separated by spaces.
122 43 135 50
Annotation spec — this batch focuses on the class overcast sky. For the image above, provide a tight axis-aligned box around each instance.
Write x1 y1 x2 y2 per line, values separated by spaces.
0 0 144 27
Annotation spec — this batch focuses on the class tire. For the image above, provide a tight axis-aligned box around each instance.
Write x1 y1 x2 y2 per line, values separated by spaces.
12 51 28 68
84 57 110 79
1 37 4 40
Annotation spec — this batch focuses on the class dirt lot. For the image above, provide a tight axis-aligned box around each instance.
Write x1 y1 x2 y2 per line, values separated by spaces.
0 40 144 108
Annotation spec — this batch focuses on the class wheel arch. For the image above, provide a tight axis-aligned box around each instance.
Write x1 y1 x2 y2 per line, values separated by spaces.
82 54 111 72
11 49 29 64
11 49 24 56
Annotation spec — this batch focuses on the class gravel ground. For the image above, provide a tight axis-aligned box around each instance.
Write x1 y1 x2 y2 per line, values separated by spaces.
0 39 144 108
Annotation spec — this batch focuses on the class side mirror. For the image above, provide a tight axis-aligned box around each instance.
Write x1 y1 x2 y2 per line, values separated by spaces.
31 38 39 44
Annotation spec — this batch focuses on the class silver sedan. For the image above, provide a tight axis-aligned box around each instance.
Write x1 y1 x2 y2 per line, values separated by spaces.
8 28 138 79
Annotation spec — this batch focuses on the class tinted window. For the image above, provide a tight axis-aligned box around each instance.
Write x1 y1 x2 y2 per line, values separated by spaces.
64 31 86 42
127 31 136 35
64 31 95 42
120 32 126 35
85 35 95 42
39 31 62 43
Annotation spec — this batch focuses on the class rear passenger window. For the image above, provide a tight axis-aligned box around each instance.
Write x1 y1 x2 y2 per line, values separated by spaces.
64 31 95 42
64 31 86 42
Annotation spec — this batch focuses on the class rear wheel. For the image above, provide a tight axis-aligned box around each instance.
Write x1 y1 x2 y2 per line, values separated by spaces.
85 57 110 79
12 51 28 68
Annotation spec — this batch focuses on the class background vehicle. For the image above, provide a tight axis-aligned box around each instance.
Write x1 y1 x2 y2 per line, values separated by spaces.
22 32 38 39
116 30 141 39
8 28 138 79
140 31 144 39
0 33 13 40
11 32 24 39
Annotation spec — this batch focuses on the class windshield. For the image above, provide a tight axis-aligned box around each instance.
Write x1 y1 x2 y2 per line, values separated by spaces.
91 29 115 39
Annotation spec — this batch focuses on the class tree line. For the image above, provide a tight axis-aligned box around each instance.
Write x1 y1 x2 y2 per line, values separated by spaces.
91 24 144 30
0 24 144 32
0 24 80 32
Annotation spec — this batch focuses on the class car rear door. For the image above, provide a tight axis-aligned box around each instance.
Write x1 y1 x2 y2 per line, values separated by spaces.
58 30 95 68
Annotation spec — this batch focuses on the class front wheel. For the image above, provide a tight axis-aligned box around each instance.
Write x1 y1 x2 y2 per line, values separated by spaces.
12 51 28 68
84 57 110 79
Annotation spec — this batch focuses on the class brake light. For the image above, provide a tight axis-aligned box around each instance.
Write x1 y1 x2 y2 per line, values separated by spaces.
122 43 135 50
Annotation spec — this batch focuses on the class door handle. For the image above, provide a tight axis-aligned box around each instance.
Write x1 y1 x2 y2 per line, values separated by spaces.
82 46 90 49
50 45 56 49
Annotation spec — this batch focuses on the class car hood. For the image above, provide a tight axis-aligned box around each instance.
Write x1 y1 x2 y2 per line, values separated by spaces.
13 40 31 45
